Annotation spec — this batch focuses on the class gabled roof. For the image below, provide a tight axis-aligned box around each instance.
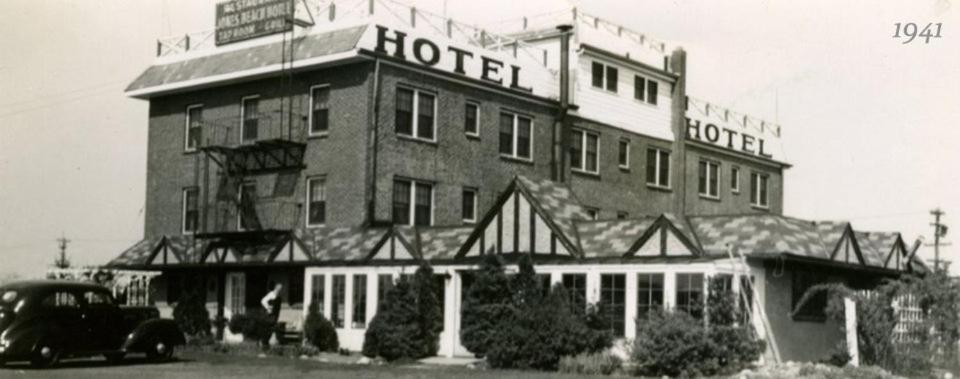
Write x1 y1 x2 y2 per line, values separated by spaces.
857 231 899 268
516 176 591 244
418 226 474 261
297 227 390 262
689 214 829 259
576 218 656 258
107 236 164 267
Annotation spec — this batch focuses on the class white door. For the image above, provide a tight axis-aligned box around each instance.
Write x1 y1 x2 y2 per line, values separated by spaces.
224 272 246 319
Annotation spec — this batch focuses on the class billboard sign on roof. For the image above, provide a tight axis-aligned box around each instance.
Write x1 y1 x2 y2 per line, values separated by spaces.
215 0 294 46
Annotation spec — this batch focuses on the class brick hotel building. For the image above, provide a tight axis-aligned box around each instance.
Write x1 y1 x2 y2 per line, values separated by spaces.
107 0 925 362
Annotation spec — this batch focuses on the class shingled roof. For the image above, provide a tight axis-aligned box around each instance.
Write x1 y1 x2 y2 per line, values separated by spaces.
516 175 590 247
689 214 829 259
576 218 657 258
857 231 898 268
297 227 390 262
107 236 164 267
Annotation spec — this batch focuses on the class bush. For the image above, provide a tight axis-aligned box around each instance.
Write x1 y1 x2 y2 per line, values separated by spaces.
228 310 276 344
303 302 339 352
173 288 211 337
631 309 763 377
459 254 515 357
558 352 622 376
362 278 421 360
413 264 443 357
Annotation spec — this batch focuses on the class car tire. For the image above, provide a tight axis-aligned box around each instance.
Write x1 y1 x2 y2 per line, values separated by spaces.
30 342 60 369
104 352 125 364
145 339 174 362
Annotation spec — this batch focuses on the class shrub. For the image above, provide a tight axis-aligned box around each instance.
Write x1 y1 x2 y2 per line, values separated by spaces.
459 254 514 357
173 287 211 337
228 310 276 344
413 264 443 357
303 302 339 352
362 278 421 360
558 352 622 375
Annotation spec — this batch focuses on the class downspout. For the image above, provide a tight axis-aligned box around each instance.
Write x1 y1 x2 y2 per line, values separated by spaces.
553 24 574 183
367 58 382 226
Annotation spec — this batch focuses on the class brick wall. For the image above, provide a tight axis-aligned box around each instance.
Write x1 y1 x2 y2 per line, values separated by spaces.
683 144 785 215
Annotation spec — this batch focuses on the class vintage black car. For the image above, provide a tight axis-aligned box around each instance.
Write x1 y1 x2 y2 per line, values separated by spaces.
0 280 185 368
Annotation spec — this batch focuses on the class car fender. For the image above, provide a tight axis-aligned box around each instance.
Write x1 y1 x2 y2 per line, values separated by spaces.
1 321 53 358
122 319 185 352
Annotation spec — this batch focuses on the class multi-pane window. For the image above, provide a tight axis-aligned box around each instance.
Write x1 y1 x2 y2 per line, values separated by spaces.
185 105 203 152
309 85 330 136
676 273 704 319
646 148 670 188
585 207 599 220
307 177 326 226
750 172 770 208
618 139 630 169
570 129 599 173
499 112 533 160
462 187 478 223
591 61 618 92
237 183 257 231
377 274 393 310
392 179 433 226
633 75 658 105
600 274 626 337
646 80 658 105
395 87 436 140
465 102 480 136
562 273 587 310
182 188 199 234
240 96 259 143
636 273 664 318
331 275 345 328
352 274 367 329
310 274 325 312
536 274 552 298
731 166 741 193
698 160 720 198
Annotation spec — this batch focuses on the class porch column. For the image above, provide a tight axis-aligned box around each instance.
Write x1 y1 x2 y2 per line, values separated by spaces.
624 272 637 339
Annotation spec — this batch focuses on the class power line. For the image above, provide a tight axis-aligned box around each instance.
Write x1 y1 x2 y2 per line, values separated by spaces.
0 86 120 121
0 80 126 110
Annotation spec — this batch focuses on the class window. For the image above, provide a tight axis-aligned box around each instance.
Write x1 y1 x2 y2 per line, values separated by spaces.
536 274 552 298
636 273 664 319
590 61 617 92
41 291 79 308
647 80 658 105
240 96 259 143
698 160 720 199
562 273 587 310
739 275 755 324
570 129 599 173
750 172 770 208
352 274 367 328
185 105 202 152
462 187 478 223
646 148 670 188
465 102 480 136
309 85 330 136
377 274 393 310
600 274 626 337
306 177 326 226
288 273 303 306
331 275 345 328
585 207 599 220
310 274 325 311
237 182 257 231
83 291 115 306
617 211 629 219
182 188 199 234
499 112 533 160
618 139 630 169
393 179 433 226
395 87 435 141
792 270 828 321
434 275 446 326
633 75 658 105
676 273 704 319
731 166 741 193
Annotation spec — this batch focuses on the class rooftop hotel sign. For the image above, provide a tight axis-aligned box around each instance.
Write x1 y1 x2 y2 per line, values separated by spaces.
215 0 294 46
685 116 780 160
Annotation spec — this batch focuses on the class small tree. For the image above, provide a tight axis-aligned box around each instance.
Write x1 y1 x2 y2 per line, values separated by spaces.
510 254 542 307
707 276 741 327
362 278 421 360
173 287 211 338
303 302 339 352
460 254 514 357
413 264 443 357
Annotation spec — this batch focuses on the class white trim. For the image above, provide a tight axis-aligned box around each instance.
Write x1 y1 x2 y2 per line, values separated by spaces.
181 187 198 235
305 176 327 228
462 187 478 224
464 101 481 137
618 139 631 169
239 95 260 144
396 86 438 142
184 104 203 152
571 128 600 174
698 159 721 199
308 84 332 137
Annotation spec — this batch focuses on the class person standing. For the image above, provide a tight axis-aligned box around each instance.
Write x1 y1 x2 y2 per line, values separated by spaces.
260 282 283 346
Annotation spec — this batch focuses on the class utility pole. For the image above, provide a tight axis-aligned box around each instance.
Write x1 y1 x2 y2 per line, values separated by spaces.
929 208 949 271
54 233 71 269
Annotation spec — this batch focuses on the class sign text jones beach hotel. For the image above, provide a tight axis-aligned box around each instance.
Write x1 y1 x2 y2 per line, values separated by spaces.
216 0 294 45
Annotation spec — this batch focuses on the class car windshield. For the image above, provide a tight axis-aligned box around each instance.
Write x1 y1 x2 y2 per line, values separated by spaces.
1 290 17 303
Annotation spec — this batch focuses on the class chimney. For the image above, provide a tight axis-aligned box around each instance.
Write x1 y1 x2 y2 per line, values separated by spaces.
553 24 573 183
669 48 688 215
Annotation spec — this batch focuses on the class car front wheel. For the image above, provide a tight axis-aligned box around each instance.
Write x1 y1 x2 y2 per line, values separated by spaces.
30 343 60 368
145 340 173 362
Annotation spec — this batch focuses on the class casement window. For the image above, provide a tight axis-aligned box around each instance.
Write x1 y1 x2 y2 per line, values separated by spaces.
731 166 741 193
182 188 199 234
240 96 259 143
633 75 658 105
395 87 436 141
535 274 552 298
237 182 257 231
562 273 587 310
600 273 627 337
618 139 630 169
676 273 705 319
185 105 203 152
645 148 671 188
309 85 330 136
392 179 433 226
698 160 720 199
792 270 827 321
750 172 770 208
570 129 599 173
377 274 393 310
464 102 480 137
637 273 664 319
585 207 599 220
352 274 367 329
499 112 533 160
591 61 618 92
462 187 478 223
310 274 325 312
331 275 345 328
306 177 326 226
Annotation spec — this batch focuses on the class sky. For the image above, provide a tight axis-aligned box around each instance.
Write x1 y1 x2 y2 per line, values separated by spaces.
0 0 957 280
